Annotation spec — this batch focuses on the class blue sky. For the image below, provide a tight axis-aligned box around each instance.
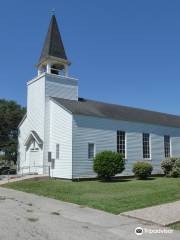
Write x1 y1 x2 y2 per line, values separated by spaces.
0 0 180 115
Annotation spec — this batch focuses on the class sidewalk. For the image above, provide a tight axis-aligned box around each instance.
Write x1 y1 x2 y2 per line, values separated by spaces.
121 201 180 226
0 174 46 185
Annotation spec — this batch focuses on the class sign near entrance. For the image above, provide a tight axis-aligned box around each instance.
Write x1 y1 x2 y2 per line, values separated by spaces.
48 152 52 162
51 159 55 169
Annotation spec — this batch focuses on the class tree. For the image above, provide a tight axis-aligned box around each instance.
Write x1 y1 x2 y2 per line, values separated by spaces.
0 99 26 164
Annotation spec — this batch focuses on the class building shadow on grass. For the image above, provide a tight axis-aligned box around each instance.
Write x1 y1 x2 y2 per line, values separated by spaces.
139 177 156 181
99 177 157 183
99 178 133 183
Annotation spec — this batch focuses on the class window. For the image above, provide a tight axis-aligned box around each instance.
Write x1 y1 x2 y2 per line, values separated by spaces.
164 135 170 158
143 133 150 159
88 143 95 159
56 144 60 159
117 131 126 158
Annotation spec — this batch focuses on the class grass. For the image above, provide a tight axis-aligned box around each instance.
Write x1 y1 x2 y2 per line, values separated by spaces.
3 177 180 214
170 222 180 230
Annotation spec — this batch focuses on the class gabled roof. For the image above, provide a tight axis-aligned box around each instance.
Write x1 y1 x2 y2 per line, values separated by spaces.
52 97 180 129
24 131 43 146
38 15 67 64
18 113 27 128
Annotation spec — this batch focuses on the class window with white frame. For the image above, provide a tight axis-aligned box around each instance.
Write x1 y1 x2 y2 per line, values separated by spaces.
164 135 170 158
117 131 126 158
56 144 60 159
88 143 95 159
143 133 150 159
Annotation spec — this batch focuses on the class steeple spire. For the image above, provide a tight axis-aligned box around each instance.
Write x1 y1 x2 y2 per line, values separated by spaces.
37 15 70 76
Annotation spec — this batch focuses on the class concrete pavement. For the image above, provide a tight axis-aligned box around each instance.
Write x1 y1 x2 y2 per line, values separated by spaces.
121 200 180 226
0 174 46 185
0 187 179 240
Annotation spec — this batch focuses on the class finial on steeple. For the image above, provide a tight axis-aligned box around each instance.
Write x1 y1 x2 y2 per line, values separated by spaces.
51 8 55 16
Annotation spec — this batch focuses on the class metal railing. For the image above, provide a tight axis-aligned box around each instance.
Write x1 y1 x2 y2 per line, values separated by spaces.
19 165 50 177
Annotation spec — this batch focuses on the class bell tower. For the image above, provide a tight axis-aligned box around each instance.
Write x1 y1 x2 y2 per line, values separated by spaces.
37 15 71 77
32 14 78 101
27 14 78 142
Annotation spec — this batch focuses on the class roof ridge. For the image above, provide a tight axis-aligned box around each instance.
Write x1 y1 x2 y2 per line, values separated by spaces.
78 97 180 118
51 97 180 128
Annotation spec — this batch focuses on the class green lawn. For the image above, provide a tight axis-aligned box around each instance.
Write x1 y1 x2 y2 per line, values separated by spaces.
170 222 180 230
3 177 180 214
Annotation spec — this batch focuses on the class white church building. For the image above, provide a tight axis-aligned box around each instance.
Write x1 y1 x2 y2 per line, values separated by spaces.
18 15 180 179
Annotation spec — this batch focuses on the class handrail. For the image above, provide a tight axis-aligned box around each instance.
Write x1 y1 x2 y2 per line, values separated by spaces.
19 165 51 177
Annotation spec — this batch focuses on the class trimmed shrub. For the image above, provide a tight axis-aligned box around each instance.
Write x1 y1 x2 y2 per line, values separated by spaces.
161 158 180 177
132 161 153 179
160 158 173 175
93 151 125 180
175 158 180 168
170 167 180 178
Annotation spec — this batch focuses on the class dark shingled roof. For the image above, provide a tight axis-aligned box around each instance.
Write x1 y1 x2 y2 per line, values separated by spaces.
52 97 180 128
39 15 67 64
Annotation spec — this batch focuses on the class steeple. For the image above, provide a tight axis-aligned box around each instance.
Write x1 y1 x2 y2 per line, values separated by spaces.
37 15 70 76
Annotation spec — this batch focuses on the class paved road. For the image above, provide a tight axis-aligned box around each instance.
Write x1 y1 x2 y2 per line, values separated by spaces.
0 187 179 240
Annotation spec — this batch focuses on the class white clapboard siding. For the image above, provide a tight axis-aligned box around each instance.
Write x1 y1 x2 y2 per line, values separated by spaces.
72 114 180 178
27 75 45 139
18 117 43 174
45 73 78 100
18 117 30 171
43 98 51 172
43 73 78 171
49 100 73 179
171 137 180 156
26 75 46 171
18 74 46 174
19 72 78 176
